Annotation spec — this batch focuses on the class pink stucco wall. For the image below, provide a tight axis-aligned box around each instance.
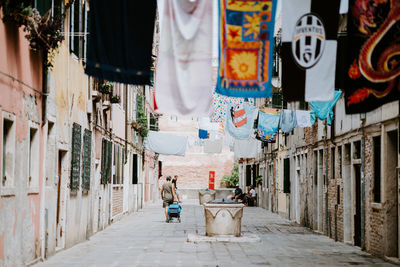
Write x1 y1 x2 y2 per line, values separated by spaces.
0 10 44 266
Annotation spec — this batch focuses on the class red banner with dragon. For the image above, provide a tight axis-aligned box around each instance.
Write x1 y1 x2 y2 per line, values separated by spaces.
342 0 400 114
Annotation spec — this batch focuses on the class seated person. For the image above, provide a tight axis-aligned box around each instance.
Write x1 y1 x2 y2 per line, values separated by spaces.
243 185 257 206
230 184 245 202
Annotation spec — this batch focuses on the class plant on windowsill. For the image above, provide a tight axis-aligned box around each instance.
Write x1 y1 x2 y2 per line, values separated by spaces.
99 81 113 94
0 1 64 69
256 175 263 187
110 95 120 104
135 95 148 138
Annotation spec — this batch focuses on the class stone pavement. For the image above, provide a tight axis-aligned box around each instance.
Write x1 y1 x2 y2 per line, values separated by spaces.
35 200 395 267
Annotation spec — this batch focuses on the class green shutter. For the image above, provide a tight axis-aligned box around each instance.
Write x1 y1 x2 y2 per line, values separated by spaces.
70 123 82 191
82 129 92 191
106 141 112 183
101 139 106 184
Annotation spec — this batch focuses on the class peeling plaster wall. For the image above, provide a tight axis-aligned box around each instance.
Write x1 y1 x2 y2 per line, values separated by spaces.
0 12 44 267
47 39 92 252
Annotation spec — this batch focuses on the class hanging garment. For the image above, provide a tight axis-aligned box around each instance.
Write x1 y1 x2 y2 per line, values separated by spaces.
337 0 400 114
296 110 313 128
309 90 342 125
203 139 223 154
226 103 257 139
216 0 278 98
145 131 187 156
85 0 156 84
257 110 280 142
211 91 254 122
155 0 213 117
233 138 259 159
199 129 208 139
279 110 297 133
282 0 340 102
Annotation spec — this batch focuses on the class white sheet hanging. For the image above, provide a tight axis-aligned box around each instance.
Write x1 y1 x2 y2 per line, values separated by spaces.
145 131 187 156
296 110 313 128
203 139 223 154
155 0 213 117
233 138 259 159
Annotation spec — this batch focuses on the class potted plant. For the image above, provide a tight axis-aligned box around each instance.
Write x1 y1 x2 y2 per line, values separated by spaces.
99 81 113 94
110 95 120 104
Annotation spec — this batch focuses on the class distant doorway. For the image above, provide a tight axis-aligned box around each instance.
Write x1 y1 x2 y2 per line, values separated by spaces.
56 150 66 249
354 164 361 247
385 130 398 257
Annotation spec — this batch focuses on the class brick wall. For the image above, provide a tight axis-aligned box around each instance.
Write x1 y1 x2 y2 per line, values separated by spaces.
159 116 234 189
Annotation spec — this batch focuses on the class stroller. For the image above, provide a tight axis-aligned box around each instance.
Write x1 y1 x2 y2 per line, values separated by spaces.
167 202 182 223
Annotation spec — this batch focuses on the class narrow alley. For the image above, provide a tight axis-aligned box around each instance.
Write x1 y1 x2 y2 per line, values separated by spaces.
35 200 394 267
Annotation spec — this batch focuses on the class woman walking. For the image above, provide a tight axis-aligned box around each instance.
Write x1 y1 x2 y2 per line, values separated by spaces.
160 176 176 222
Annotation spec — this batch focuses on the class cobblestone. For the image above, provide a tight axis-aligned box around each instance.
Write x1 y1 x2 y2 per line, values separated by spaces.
35 200 395 267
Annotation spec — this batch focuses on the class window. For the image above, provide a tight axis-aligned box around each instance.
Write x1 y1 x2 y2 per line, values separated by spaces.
70 0 88 59
35 0 64 17
283 158 290 193
353 140 361 159
70 123 81 191
82 129 92 191
373 136 381 203
113 144 124 185
1 114 15 189
246 165 251 186
28 126 39 190
101 139 112 184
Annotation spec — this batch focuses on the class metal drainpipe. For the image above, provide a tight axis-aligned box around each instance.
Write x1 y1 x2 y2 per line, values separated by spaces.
361 114 366 250
325 119 329 236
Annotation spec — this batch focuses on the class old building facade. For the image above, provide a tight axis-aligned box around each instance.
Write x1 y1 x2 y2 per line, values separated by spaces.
0 1 159 266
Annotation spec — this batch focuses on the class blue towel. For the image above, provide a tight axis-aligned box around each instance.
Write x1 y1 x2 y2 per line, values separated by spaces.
309 90 342 125
226 103 257 139
279 110 297 133
199 129 208 139
257 111 280 142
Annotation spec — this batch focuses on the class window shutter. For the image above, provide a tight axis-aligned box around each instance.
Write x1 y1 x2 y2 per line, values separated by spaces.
101 139 106 184
106 141 112 183
82 129 92 191
70 123 82 191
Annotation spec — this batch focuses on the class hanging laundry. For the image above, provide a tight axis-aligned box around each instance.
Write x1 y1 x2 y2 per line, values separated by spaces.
234 138 259 159
257 110 280 142
296 110 313 128
309 90 342 125
216 0 278 98
282 0 340 102
279 110 297 133
155 0 213 117
211 91 254 122
226 103 257 139
199 129 208 139
198 117 220 132
204 139 223 154
85 0 156 85
338 0 400 114
145 131 187 156
231 104 247 128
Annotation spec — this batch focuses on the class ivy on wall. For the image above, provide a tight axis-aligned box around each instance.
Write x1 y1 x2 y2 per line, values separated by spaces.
0 0 65 69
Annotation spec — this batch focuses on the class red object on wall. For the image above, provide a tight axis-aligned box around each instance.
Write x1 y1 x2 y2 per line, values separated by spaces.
209 171 215 190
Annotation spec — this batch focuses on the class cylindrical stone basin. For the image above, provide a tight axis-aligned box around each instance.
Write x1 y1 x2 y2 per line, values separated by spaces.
198 190 216 205
204 200 245 237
